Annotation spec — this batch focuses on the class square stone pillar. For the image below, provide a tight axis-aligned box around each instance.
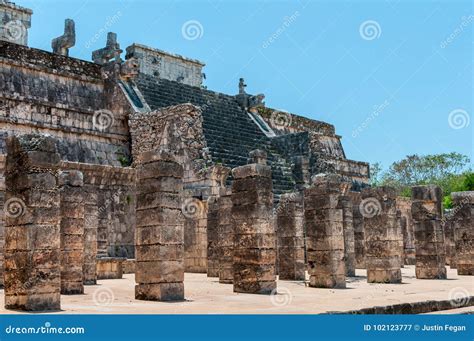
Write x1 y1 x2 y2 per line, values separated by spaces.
232 150 276 294
59 170 85 295
451 191 473 275
218 189 233 284
135 149 185 301
276 191 305 280
362 186 402 283
348 191 365 269
183 196 208 273
411 185 446 279
83 184 98 285
304 174 346 288
206 196 220 277
339 196 355 276
443 218 456 269
4 135 61 311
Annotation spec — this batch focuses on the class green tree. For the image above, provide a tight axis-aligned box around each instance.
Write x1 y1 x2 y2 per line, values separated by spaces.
372 153 471 208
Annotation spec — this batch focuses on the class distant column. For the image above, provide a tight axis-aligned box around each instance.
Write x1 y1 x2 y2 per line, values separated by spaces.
83 184 98 285
348 191 365 269
59 170 85 295
340 196 356 277
304 175 346 288
218 189 233 284
135 149 185 301
451 191 474 275
232 150 276 294
411 185 446 279
4 135 61 311
206 196 220 277
362 186 402 283
276 191 305 280
443 218 456 269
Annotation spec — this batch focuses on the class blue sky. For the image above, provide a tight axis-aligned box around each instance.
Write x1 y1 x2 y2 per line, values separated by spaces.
23 0 473 169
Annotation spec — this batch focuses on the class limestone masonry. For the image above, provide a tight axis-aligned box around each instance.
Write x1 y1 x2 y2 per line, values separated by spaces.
0 0 472 312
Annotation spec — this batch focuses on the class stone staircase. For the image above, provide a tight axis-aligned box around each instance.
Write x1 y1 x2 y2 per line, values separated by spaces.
134 74 295 201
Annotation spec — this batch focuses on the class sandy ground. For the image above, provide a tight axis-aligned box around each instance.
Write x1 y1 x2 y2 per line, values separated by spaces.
0 266 473 314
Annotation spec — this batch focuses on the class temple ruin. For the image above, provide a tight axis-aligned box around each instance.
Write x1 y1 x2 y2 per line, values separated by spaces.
0 1 472 313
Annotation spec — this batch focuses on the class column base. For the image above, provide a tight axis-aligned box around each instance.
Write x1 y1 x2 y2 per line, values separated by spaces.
135 283 184 301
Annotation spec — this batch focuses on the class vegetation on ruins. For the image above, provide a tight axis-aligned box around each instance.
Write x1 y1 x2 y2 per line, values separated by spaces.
370 152 473 208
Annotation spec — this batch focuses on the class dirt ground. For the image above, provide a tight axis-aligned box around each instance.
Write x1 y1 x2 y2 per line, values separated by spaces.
1 265 473 314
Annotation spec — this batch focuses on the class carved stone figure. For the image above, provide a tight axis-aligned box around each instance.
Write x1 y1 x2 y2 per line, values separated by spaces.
51 19 75 56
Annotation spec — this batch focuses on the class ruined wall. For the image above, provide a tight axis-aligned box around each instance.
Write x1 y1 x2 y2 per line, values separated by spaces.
126 43 204 87
0 41 131 166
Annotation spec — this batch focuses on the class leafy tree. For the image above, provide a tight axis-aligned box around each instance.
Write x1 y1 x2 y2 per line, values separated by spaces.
371 153 471 208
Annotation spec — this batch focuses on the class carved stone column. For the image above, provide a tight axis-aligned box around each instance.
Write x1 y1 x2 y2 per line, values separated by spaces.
135 150 185 301
4 135 61 311
59 170 85 294
304 174 346 288
362 186 402 283
411 185 446 279
451 191 474 275
232 150 276 294
218 189 233 284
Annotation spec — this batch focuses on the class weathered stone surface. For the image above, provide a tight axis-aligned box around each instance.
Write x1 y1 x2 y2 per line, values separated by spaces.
217 191 233 284
339 196 355 276
348 191 365 269
4 135 61 311
206 196 220 277
397 197 416 265
59 170 84 295
96 257 124 279
135 152 185 301
304 175 347 288
362 186 402 283
276 192 305 280
451 191 474 275
232 154 276 294
411 185 446 279
83 184 98 285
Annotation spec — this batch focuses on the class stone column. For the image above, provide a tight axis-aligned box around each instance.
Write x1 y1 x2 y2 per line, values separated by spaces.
443 218 456 269
218 189 233 284
304 174 346 288
206 196 220 277
362 186 402 283
0 154 5 288
4 135 61 311
411 185 446 279
135 149 185 301
232 150 276 294
451 191 473 275
59 170 85 295
276 191 305 280
83 184 98 285
348 191 365 269
340 196 355 276
396 197 416 265
183 196 208 273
